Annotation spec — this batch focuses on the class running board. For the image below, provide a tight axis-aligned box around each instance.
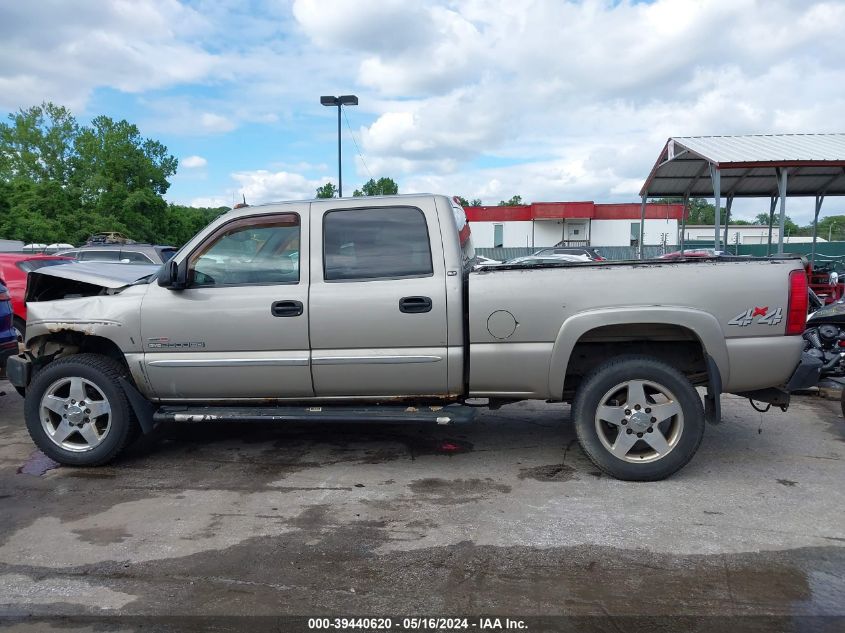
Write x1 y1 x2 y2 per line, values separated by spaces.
153 403 476 425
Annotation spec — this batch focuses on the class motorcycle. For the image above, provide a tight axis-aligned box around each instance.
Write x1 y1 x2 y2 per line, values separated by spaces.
803 283 845 416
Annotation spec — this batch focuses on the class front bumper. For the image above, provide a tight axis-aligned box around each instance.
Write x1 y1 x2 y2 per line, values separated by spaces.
0 341 18 379
4 353 30 387
786 350 824 392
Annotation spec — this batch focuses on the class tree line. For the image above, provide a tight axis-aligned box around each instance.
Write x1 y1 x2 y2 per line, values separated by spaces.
315 177 400 198
0 102 228 246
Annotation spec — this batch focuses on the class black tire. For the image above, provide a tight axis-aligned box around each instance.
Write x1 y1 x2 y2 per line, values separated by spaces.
24 354 139 466
572 355 705 481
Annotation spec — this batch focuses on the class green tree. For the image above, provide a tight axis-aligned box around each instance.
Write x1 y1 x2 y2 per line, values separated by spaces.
315 182 337 198
498 195 523 206
752 211 799 235
0 102 78 185
353 177 399 197
813 215 845 241
160 204 228 246
0 102 182 245
455 196 482 206
650 197 730 225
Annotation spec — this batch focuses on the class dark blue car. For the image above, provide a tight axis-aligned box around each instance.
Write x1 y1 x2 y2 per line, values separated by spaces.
0 281 18 377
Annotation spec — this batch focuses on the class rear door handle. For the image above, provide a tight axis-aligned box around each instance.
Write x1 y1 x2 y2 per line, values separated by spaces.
271 300 303 317
399 296 432 313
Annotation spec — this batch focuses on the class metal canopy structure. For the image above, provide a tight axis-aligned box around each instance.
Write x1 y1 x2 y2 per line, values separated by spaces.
638 134 845 259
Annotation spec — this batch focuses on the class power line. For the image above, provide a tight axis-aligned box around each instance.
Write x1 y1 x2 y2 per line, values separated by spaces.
342 106 373 182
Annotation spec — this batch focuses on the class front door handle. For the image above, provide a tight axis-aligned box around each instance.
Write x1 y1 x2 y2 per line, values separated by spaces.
399 296 432 314
271 300 303 317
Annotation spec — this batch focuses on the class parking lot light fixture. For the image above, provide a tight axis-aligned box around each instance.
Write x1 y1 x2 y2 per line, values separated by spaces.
320 95 359 197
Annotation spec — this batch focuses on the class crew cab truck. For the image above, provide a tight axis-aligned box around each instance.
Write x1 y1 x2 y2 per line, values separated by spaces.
6 194 819 480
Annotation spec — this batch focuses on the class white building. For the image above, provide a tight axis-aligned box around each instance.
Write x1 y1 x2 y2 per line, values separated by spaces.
466 202 683 248
682 224 827 245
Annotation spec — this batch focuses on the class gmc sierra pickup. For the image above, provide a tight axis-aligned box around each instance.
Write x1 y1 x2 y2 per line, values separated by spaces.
5 194 820 480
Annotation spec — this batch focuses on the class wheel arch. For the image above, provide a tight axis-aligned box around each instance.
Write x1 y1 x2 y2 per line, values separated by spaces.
27 330 130 374
548 307 729 399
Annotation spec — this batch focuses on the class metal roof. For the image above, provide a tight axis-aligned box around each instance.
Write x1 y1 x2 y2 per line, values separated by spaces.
641 134 845 197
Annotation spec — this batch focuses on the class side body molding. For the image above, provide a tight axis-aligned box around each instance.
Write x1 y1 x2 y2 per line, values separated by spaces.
547 306 730 399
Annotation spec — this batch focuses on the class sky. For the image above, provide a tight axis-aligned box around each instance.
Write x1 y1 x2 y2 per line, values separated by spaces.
1 0 844 223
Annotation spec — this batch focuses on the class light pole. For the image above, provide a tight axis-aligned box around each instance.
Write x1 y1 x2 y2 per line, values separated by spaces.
829 222 836 242
320 95 358 197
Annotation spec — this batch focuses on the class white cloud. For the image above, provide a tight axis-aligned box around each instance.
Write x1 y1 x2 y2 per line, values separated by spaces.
291 0 845 223
181 155 207 169
199 113 236 133
189 195 230 208
187 169 336 208
0 0 217 111
3 0 845 225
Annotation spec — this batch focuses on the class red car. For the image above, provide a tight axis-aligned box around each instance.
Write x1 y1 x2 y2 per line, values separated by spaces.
0 254 73 340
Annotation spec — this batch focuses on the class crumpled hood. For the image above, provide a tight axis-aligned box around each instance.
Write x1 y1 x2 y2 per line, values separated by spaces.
30 262 160 289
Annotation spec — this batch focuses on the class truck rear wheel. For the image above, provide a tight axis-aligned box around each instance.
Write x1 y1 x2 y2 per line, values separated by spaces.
571 355 705 481
24 354 139 466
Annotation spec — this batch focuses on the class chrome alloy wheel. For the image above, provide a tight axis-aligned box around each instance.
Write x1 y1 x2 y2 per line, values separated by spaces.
594 379 684 463
39 377 112 452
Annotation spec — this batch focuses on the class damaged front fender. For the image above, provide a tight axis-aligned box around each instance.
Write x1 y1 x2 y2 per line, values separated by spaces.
23 263 154 362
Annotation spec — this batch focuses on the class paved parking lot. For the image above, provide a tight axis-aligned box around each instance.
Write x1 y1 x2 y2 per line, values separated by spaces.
0 380 844 628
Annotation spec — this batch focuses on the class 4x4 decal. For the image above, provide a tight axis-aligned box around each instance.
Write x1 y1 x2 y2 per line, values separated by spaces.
728 306 783 327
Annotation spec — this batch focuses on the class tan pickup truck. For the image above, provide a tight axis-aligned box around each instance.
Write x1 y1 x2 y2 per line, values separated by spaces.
6 194 819 480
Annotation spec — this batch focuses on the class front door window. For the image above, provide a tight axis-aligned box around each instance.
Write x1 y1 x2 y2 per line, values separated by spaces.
190 214 300 287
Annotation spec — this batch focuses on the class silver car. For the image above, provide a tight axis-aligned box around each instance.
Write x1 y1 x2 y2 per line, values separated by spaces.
59 244 177 265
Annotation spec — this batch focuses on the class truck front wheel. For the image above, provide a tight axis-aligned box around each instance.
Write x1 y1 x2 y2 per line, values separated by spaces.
571 356 705 481
24 354 139 466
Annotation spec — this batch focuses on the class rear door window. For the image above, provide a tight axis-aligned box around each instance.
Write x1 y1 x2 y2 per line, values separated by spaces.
80 250 121 261
323 207 433 281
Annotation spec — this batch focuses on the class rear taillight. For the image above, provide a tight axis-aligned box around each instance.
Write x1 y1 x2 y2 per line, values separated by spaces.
785 269 808 335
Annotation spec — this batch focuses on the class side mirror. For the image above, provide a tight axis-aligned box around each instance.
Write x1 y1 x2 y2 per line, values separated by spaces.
158 259 188 289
